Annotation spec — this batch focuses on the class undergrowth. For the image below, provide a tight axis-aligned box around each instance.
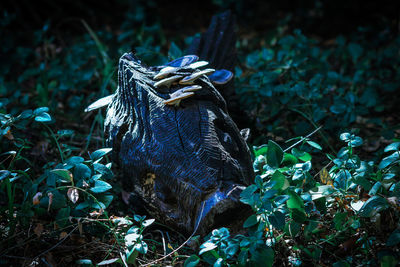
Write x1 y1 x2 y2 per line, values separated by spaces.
1 5 400 267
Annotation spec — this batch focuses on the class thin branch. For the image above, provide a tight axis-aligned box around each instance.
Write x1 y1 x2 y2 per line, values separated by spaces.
283 126 322 153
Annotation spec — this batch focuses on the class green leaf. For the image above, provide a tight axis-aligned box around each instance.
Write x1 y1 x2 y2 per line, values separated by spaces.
386 229 400 246
384 142 400 152
243 214 259 228
340 133 351 141
126 248 139 264
267 140 283 168
368 181 381 196
142 218 155 227
213 258 223 267
18 109 33 119
290 208 306 223
251 247 274 267
254 145 268 157
358 196 389 217
97 258 121 265
270 170 289 190
91 148 112 161
184 255 200 267
168 42 183 60
0 170 11 181
306 140 322 150
74 163 92 180
76 259 93 265
90 180 112 193
199 242 217 255
287 191 304 209
34 112 51 122
51 169 72 183
56 206 71 228
379 152 399 169
66 156 84 165
269 210 285 230
240 184 258 205
33 107 49 115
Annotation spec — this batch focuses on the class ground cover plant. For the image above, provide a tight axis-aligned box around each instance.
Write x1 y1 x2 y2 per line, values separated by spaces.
1 1 399 266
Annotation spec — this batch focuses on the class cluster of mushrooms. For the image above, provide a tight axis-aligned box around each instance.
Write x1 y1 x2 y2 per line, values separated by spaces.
152 55 233 107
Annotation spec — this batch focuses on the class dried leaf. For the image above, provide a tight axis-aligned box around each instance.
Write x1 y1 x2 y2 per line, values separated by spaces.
33 192 43 205
34 223 44 237
48 192 54 211
320 168 333 185
67 188 79 203
59 231 68 240
78 219 83 236
5 129 14 140
90 209 103 217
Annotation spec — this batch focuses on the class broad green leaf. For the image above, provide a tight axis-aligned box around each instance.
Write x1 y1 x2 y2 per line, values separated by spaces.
379 152 399 169
126 248 139 264
184 255 200 267
251 247 274 267
74 163 92 180
213 258 223 267
380 255 398 267
90 180 112 193
340 133 351 141
91 148 112 161
243 214 258 228
306 140 322 150
358 196 389 217
226 244 239 257
267 140 283 168
384 142 400 152
18 109 33 119
254 145 268 157
270 170 289 190
97 258 120 265
269 210 285 230
199 242 217 255
386 229 400 246
51 169 72 183
34 112 51 122
290 208 306 223
368 181 381 196
33 107 49 115
0 170 10 181
66 156 85 165
287 191 304 209
76 259 93 265
56 206 71 228
142 218 155 227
